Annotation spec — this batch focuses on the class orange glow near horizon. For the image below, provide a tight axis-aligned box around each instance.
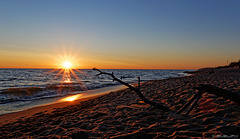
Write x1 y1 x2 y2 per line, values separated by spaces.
0 46 233 70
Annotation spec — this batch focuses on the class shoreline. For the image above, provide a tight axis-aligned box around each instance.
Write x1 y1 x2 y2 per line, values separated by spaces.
0 85 127 124
0 68 239 138
0 95 101 125
0 85 127 116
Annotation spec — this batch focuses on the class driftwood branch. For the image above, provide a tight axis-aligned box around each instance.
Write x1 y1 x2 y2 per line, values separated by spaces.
93 68 170 112
186 92 202 115
137 77 140 90
177 84 240 115
176 91 203 115
176 93 198 114
93 68 239 115
194 84 240 106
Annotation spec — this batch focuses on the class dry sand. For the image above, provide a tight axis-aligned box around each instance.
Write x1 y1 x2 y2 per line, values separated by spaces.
0 68 239 138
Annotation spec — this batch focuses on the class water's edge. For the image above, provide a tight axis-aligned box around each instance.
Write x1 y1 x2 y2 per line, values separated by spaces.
0 85 127 116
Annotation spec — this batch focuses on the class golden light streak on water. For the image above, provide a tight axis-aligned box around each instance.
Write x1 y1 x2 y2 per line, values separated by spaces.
64 78 71 83
61 94 83 102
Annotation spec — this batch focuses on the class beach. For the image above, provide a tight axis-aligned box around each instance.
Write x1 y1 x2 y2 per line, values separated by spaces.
0 68 239 138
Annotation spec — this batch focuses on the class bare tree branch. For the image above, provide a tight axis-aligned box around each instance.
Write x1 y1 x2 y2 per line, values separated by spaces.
93 68 239 115
137 77 140 90
93 68 171 112
177 84 240 115
194 84 240 106
185 91 202 115
176 93 198 114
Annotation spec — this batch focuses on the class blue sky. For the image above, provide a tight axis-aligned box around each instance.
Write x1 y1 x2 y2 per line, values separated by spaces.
0 0 239 69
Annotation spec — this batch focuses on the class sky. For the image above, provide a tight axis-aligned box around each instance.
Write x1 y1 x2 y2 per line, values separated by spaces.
0 0 239 69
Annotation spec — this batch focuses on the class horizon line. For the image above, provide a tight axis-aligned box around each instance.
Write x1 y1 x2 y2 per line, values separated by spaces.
0 67 195 70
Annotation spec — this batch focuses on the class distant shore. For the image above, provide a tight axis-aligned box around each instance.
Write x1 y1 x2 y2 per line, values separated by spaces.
0 68 239 138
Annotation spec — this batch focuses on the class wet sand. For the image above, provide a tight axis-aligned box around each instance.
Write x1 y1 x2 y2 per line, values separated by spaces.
0 95 103 125
0 68 239 138
0 85 127 116
0 85 127 124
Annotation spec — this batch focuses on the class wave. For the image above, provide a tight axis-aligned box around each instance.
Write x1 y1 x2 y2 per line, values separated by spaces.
0 78 18 81
0 82 121 104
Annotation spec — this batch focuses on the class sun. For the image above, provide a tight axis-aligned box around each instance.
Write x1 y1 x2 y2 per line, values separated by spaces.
63 61 72 69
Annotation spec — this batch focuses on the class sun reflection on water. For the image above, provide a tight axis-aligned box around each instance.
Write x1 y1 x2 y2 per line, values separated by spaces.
64 77 71 83
61 94 83 102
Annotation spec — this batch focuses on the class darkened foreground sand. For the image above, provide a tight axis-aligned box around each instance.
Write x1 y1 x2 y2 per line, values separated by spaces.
0 68 240 138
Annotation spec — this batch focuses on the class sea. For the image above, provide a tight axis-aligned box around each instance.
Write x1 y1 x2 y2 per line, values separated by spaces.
0 69 189 115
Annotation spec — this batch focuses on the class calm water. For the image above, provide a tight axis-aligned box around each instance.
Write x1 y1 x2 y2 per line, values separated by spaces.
0 69 188 115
